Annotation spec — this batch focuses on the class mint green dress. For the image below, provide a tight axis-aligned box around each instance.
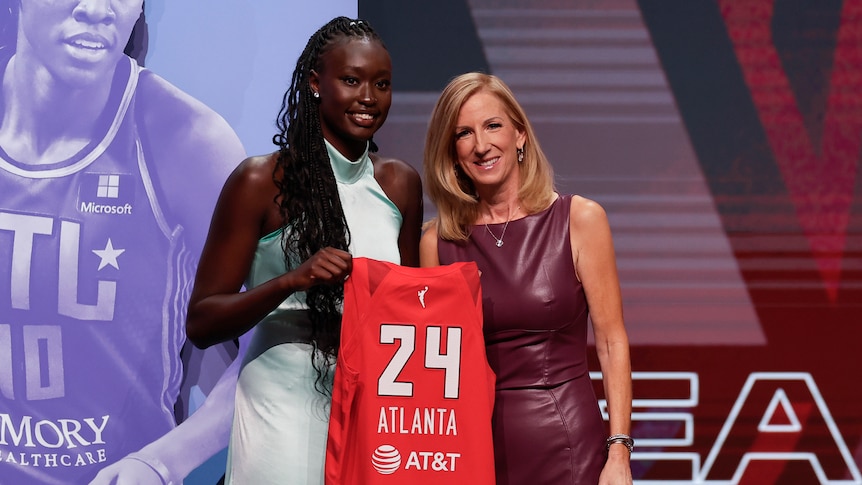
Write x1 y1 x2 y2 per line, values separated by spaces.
225 141 402 484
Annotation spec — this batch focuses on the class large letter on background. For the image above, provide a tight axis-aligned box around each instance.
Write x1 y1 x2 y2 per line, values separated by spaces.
700 372 860 483
719 0 862 301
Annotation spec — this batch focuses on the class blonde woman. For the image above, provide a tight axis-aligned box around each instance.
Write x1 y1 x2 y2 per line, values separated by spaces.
420 72 633 485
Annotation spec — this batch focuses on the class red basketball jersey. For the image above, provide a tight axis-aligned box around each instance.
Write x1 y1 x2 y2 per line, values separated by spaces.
326 258 496 484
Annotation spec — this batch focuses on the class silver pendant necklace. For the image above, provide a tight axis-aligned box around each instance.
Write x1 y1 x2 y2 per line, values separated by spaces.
484 206 518 248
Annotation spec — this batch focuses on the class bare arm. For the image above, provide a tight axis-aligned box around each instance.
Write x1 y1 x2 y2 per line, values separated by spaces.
185 154 352 348
419 222 441 267
569 196 633 484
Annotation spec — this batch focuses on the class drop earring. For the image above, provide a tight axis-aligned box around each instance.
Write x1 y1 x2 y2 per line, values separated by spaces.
517 147 524 163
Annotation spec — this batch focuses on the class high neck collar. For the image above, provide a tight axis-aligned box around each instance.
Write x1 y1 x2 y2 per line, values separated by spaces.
325 139 370 184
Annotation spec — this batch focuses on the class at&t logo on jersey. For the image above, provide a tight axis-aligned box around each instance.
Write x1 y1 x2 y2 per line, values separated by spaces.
371 445 400 475
77 173 134 215
370 444 461 475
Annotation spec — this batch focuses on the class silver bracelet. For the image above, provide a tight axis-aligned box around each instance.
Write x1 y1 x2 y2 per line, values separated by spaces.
125 452 177 485
606 433 635 453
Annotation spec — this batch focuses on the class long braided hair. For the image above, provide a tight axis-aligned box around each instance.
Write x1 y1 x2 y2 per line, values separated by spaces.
272 17 384 393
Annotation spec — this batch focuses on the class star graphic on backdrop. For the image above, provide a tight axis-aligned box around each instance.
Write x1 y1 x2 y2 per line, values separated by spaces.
92 238 125 270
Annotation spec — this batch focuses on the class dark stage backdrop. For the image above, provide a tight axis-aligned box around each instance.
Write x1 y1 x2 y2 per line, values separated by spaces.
363 0 862 483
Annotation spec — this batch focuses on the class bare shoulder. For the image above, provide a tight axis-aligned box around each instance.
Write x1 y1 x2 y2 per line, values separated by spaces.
137 69 227 125
135 69 245 168
369 153 414 171
210 152 282 235
420 220 439 243
370 153 421 188
227 152 279 192
369 153 423 223
569 194 610 230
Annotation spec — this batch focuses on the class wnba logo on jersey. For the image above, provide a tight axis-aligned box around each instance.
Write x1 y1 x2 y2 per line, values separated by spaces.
370 444 461 475
417 286 429 308
77 173 135 215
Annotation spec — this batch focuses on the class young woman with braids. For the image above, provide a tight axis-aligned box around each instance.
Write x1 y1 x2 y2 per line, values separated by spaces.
185 16 423 484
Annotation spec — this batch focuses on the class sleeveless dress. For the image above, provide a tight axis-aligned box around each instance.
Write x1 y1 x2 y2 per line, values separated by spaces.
1 56 191 484
224 140 403 484
437 194 606 485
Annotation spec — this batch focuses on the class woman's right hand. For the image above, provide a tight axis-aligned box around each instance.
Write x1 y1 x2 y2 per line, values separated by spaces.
289 247 353 291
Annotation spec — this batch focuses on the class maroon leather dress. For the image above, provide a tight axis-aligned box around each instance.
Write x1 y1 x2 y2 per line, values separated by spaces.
438 194 606 485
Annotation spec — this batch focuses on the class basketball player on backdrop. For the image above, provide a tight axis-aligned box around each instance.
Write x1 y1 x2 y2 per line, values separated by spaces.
0 0 246 483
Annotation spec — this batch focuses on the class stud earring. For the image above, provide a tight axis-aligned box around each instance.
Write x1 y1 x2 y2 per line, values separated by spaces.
313 91 320 99
517 147 524 163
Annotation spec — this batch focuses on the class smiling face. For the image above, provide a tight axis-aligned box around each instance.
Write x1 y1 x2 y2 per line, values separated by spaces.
453 90 526 196
310 37 392 161
16 0 143 87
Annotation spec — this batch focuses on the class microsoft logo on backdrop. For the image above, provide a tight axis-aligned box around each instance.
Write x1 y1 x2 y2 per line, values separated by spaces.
78 173 135 215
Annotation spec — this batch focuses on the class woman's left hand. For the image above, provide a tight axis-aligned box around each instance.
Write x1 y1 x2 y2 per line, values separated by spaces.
598 450 633 485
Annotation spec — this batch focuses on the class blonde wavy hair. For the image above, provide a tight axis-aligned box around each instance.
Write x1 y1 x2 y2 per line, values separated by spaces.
423 72 556 241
